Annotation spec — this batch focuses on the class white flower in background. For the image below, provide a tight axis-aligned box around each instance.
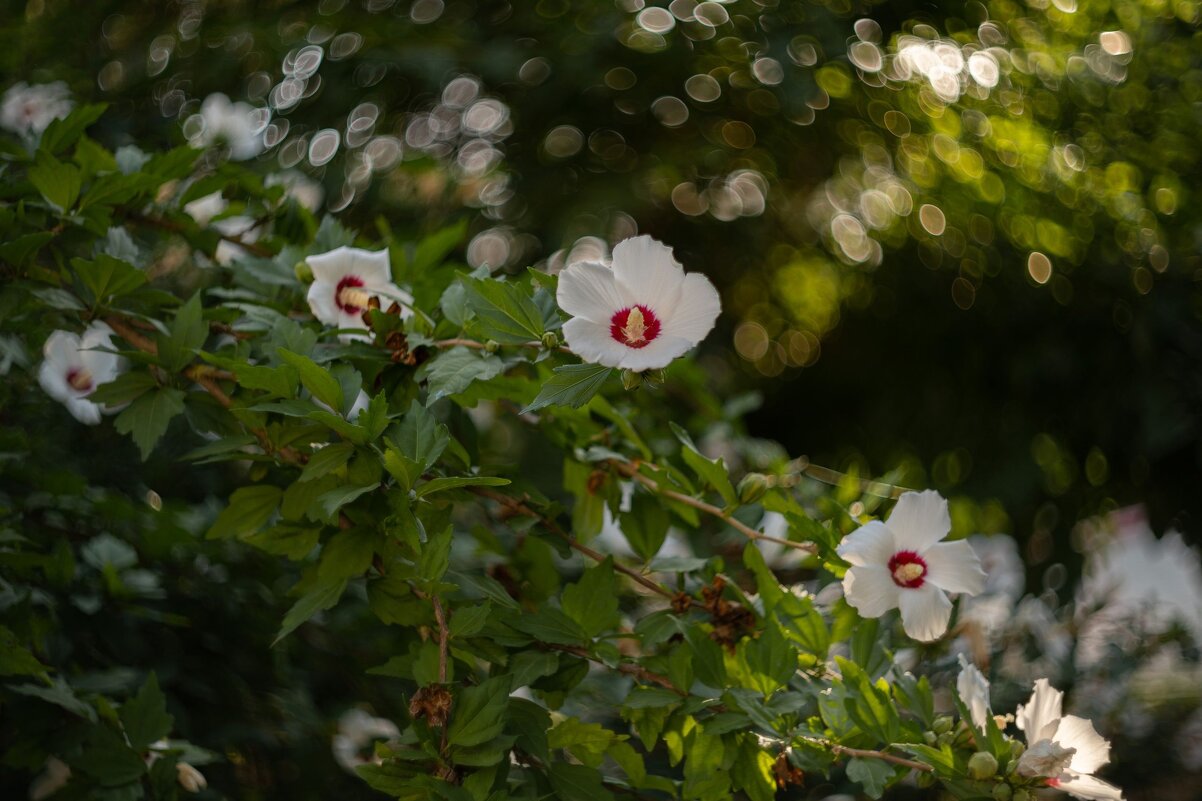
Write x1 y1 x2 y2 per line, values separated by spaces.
182 190 258 266
145 741 207 794
186 93 266 161
266 170 324 211
837 490 986 642
332 708 400 773
306 246 413 343
38 322 126 425
956 653 991 729
183 191 228 227
556 235 721 371
28 756 71 800
1015 679 1124 801
1 81 72 138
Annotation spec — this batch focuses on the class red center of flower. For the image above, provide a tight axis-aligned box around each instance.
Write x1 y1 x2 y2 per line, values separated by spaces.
335 276 367 313
66 367 94 394
1046 778 1061 788
610 305 661 349
887 550 927 588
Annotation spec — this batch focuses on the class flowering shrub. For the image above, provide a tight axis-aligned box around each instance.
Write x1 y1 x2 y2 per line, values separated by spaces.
0 95 1140 801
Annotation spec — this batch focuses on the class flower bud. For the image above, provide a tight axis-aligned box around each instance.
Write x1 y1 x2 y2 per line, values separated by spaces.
915 770 936 788
484 340 500 354
294 260 313 283
992 784 1012 801
176 762 207 793
737 473 771 504
932 716 953 735
968 752 999 780
540 331 559 349
923 731 938 745
936 732 954 747
621 369 642 390
1012 791 1030 801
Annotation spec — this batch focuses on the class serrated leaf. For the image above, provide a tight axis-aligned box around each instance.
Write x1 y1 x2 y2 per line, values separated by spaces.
522 363 612 413
561 557 618 637
318 528 378 580
548 763 615 801
244 524 320 560
207 485 281 540
119 673 173 751
9 676 96 721
157 293 206 372
314 482 379 519
511 606 589 646
275 577 347 644
463 276 546 344
671 422 737 507
113 387 186 460
0 626 49 677
846 757 895 799
71 255 147 305
422 346 504 401
278 348 343 411
300 441 355 482
391 400 449 471
620 492 669 561
29 153 82 212
89 371 157 406
413 475 509 498
39 103 107 153
447 675 513 747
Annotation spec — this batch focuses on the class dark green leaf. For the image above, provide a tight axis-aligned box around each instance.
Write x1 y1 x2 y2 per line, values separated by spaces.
29 153 82 212
522 363 612 413
447 676 513 748
561 558 618 637
119 673 174 751
278 349 344 411
422 346 504 401
207 485 281 540
391 400 449 471
275 577 347 644
113 387 186 460
463 276 546 344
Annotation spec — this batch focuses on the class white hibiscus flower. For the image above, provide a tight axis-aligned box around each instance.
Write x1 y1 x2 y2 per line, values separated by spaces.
556 235 721 371
956 653 992 729
332 708 400 773
305 246 413 343
186 93 266 161
836 490 986 641
1 81 72 138
1015 679 1124 801
37 322 126 425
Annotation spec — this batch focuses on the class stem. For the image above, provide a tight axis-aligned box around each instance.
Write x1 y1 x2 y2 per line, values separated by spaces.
432 596 450 684
797 736 933 772
546 643 686 695
610 460 817 554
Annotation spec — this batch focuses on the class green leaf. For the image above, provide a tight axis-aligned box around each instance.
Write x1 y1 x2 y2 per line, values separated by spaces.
232 362 299 399
207 485 282 540
561 558 618 637
620 492 670 561
29 153 82 213
391 400 449 471
314 482 379 519
0 626 49 677
88 371 158 407
846 757 895 799
244 524 320 560
422 346 504 401
157 293 206 372
70 724 146 786
71 255 147 305
508 697 551 763
0 231 54 266
449 603 491 638
511 607 590 646
684 626 727 689
522 363 612 413
413 475 510 498
119 673 174 751
278 349 344 411
463 276 546 344
409 219 467 272
39 103 107 153
113 388 186 460
318 528 378 580
9 676 96 720
548 763 615 801
447 675 513 747
418 526 453 583
300 441 355 482
275 577 347 644
671 422 738 507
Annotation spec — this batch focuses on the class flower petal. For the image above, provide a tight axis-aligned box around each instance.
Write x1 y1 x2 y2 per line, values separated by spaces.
611 235 685 312
1016 679 1064 744
38 360 72 403
557 261 626 324
79 323 124 383
897 583 952 642
843 564 901 618
307 246 355 283
886 490 951 553
1057 773 1124 801
616 334 694 372
661 272 721 345
307 281 341 327
561 317 631 369
924 540 987 595
1057 715 1111 775
42 329 81 368
66 397 103 425
956 654 992 730
351 249 393 286
836 520 896 567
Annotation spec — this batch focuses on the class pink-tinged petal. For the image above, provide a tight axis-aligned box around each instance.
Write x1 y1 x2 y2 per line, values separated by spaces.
897 583 952 642
557 261 626 324
836 520 896 567
562 317 632 368
1017 679 1064 745
66 397 103 425
616 334 694 372
42 330 82 369
308 281 341 326
1057 716 1111 775
923 540 987 596
843 564 901 618
307 246 356 283
611 235 685 312
38 360 73 403
1057 773 1124 801
661 272 721 346
886 490 951 553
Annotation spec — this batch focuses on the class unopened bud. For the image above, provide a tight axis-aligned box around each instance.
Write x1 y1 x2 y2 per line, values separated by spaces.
1011 791 1030 801
643 368 666 387
992 784 1012 801
936 732 954 747
737 473 771 505
176 762 207 793
968 752 999 780
540 331 559 349
932 715 954 735
294 261 313 283
621 369 642 390
484 340 500 354
914 770 935 788
923 731 938 745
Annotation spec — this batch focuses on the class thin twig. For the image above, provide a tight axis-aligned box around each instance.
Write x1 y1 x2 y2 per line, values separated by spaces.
795 735 932 772
787 457 912 499
432 596 450 684
546 643 686 695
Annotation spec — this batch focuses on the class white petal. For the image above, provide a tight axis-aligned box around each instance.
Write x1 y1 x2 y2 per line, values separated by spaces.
372 285 415 319
836 520 895 567
308 281 341 326
347 390 371 421
843 564 900 618
66 397 103 425
350 249 393 285
338 310 370 333
557 261 626 324
886 490 951 553
611 235 685 312
42 330 82 369
923 540 987 595
561 317 632 369
897 583 952 642
616 334 694 372
956 654 992 729
1017 679 1064 744
306 246 355 283
79 323 124 383
1056 716 1111 774
38 361 72 403
1057 773 1124 801
661 272 721 345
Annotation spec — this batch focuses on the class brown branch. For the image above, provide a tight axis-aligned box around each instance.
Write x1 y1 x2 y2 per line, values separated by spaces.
794 735 932 772
610 460 817 554
547 643 686 695
432 596 450 684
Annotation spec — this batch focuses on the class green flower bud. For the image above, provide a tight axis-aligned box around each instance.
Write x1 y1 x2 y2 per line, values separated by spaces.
936 732 954 747
932 716 954 735
968 752 999 780
621 369 643 390
923 731 938 745
737 473 771 504
484 340 500 354
540 331 559 349
1012 790 1030 801
992 784 1013 801
294 260 313 283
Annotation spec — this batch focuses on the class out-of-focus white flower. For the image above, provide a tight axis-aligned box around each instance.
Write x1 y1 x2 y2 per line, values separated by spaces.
556 235 721 372
186 93 266 161
957 653 991 729
332 708 400 773
958 534 1025 650
305 246 413 343
2 82 72 138
146 740 207 794
38 323 126 425
28 756 71 800
182 190 258 266
593 481 693 560
1015 679 1124 801
266 170 325 211
183 191 228 227
837 490 986 641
